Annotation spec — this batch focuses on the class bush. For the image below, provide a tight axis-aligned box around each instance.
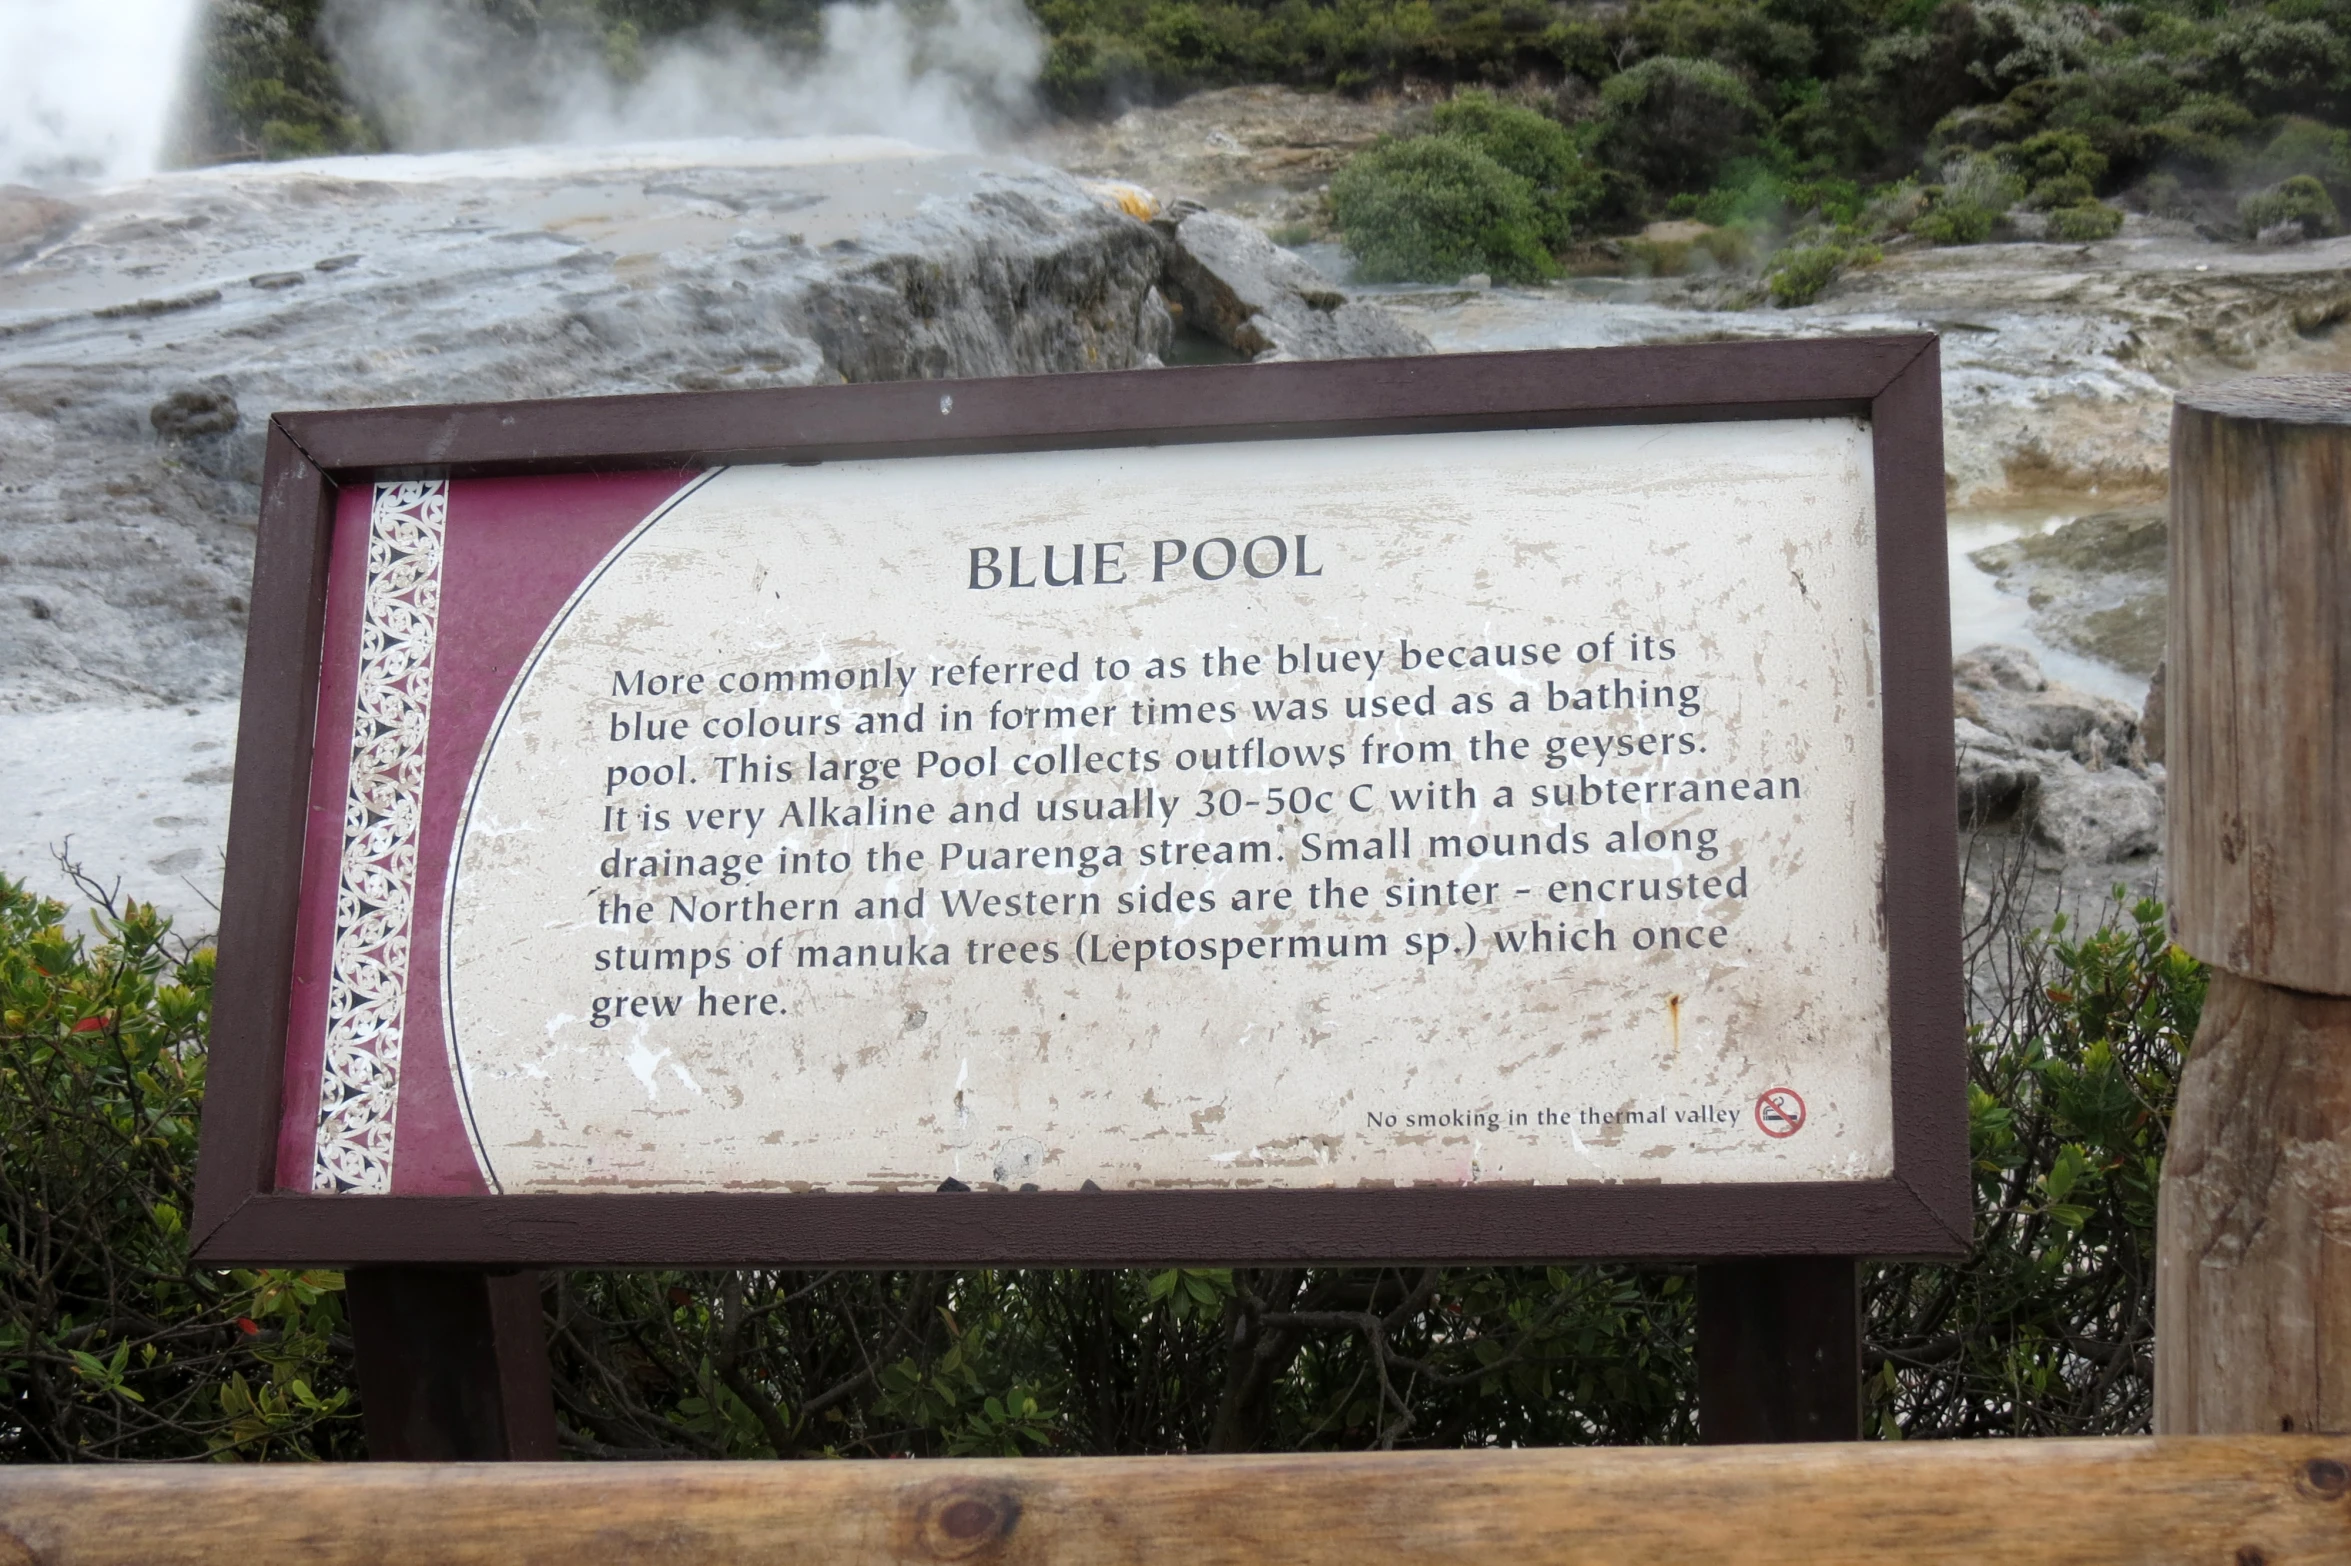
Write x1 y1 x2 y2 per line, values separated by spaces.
0 857 2206 1456
2250 116 2351 192
1764 242 1850 304
1331 135 1561 284
2212 14 2351 120
2006 129 2108 191
2026 173 2097 209
1430 91 1596 248
185 0 378 162
1869 888 2204 1436
2005 129 2108 209
2145 93 2262 180
2240 172 2342 237
0 873 357 1460
2046 200 2125 240
1595 56 1766 198
1911 153 2024 243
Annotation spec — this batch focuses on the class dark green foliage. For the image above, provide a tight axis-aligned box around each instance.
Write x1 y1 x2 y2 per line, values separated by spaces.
1867 889 2201 1436
1905 152 2021 242
1431 91 1596 246
1330 134 1562 282
1763 241 1848 303
1031 0 1583 113
2045 199 2124 239
184 0 2351 259
184 0 378 161
1596 56 1766 198
2239 172 2340 235
2210 13 2351 120
2251 116 2351 188
3 855 2205 1460
0 873 359 1460
2006 129 2106 208
549 1260 1695 1454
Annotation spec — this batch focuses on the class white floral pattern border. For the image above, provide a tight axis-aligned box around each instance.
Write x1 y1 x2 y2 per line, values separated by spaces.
311 481 447 1194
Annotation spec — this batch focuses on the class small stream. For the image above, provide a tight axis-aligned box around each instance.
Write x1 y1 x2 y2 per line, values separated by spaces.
1945 509 2149 707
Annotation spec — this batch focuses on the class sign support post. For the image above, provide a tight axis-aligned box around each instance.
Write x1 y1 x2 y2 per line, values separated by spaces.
1697 1258 1862 1442
346 1269 557 1460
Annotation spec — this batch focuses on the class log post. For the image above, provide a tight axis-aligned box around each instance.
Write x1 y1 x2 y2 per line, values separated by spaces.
2157 375 2351 1434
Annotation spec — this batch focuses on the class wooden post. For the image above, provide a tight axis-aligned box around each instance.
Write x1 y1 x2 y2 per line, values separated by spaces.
1696 1258 1861 1442
2158 375 2351 1435
346 1270 558 1460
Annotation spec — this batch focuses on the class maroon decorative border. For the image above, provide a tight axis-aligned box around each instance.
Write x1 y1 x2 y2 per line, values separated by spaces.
193 339 1966 1267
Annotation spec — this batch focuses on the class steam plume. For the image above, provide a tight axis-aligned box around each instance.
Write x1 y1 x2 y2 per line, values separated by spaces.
324 0 1045 154
0 0 204 184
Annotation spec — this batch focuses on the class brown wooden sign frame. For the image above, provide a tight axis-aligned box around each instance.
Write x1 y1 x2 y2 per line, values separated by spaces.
192 335 1965 1269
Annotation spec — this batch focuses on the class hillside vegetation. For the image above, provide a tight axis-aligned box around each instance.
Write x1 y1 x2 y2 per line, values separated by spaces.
182 0 2351 289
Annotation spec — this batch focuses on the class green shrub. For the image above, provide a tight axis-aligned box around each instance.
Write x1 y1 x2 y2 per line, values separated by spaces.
1331 135 1560 284
1764 243 1849 304
2001 130 2109 210
1431 91 1596 247
1869 891 2204 1437
2145 93 2262 179
2006 129 2108 189
1911 153 2024 243
0 854 2208 1455
2025 172 2096 208
1625 230 1753 276
2240 173 2341 236
0 874 357 1460
187 0 377 162
1595 56 1766 198
2212 14 2351 119
2046 200 2125 240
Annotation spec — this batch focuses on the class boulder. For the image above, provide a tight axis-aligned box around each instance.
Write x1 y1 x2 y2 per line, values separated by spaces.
2029 756 2165 862
149 388 239 440
1954 717 2041 826
1160 210 1429 362
1953 643 2142 767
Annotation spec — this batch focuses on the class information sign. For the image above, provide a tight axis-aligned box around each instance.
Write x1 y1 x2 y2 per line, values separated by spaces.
192 340 1967 1266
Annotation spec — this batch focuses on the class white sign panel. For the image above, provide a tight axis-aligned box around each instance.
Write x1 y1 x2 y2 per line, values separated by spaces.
445 419 1888 1193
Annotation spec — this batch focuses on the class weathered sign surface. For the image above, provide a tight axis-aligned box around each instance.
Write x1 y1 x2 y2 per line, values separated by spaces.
294 419 1890 1196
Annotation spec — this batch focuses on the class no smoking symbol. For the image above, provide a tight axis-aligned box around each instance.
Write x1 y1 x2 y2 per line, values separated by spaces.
1755 1087 1806 1138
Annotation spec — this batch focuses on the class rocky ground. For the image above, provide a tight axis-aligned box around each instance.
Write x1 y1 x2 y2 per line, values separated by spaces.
1948 638 2167 1022
1021 84 1435 235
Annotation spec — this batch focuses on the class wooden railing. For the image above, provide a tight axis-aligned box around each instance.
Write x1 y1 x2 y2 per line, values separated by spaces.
2 1436 2347 1564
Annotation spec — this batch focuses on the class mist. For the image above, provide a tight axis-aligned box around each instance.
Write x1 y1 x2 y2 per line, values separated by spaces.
323 0 1046 156
0 0 204 184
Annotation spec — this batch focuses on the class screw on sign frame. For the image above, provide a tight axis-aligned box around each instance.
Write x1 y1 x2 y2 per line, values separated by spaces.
1756 1088 1807 1139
